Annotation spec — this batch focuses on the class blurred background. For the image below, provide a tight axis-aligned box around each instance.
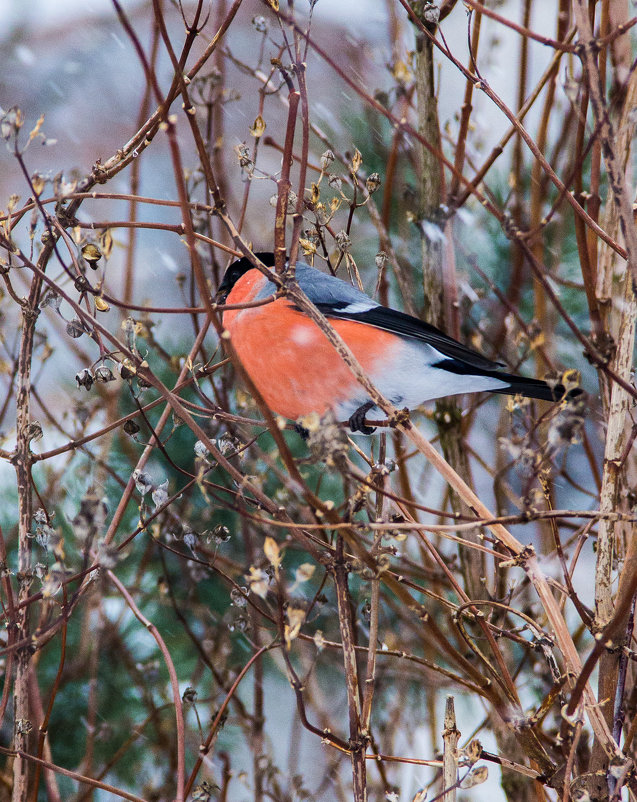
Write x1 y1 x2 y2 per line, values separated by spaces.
0 1 634 801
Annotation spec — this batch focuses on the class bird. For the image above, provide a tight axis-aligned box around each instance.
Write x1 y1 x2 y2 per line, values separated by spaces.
216 252 564 434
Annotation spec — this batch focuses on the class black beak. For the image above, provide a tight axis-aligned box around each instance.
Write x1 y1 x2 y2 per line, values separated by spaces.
215 281 231 305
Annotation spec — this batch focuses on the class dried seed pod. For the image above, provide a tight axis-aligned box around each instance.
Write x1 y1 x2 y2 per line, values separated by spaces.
81 243 101 265
75 368 94 390
94 365 115 383
66 318 85 338
123 419 140 436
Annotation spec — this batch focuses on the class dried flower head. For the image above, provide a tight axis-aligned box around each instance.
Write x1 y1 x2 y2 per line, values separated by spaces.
75 368 94 391
548 391 588 453
304 410 349 469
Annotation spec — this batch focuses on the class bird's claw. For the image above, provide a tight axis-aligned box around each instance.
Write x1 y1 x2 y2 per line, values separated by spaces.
348 402 376 435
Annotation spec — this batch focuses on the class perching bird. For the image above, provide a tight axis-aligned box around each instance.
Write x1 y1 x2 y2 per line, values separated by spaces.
217 253 563 434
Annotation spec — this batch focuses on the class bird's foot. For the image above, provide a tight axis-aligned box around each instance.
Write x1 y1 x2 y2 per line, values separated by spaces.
348 401 377 435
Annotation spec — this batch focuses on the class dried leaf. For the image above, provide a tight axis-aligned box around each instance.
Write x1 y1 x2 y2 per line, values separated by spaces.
299 237 317 256
284 604 306 649
459 738 482 767
42 563 67 598
99 228 113 259
530 329 545 349
28 114 45 143
294 563 315 584
249 114 266 138
67 319 85 339
460 765 488 789
31 173 45 196
152 480 169 511
246 566 269 599
392 60 413 84
133 470 154 497
264 536 282 571
350 147 362 174
561 368 581 392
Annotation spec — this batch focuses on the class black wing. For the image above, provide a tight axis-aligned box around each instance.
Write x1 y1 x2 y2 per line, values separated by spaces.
316 303 505 373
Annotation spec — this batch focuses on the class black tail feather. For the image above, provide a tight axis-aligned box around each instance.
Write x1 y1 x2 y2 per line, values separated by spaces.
490 373 565 402
432 358 569 402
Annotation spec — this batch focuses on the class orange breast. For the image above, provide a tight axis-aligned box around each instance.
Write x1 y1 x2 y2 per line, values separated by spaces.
223 273 399 420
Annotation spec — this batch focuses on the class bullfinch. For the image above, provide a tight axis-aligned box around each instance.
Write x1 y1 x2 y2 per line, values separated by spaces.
217 253 563 434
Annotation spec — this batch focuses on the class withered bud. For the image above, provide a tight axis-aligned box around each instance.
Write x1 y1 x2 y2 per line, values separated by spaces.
562 73 579 104
183 525 200 552
359 598 372 623
320 149 335 169
75 368 94 391
33 508 47 525
182 687 198 704
422 2 440 25
26 421 43 443
123 419 140 436
81 243 102 265
1 107 24 140
375 251 388 271
33 523 56 549
335 230 351 253
366 172 381 194
252 15 268 32
230 586 248 608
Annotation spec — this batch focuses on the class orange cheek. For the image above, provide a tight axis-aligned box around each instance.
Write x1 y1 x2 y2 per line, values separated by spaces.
224 300 399 420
